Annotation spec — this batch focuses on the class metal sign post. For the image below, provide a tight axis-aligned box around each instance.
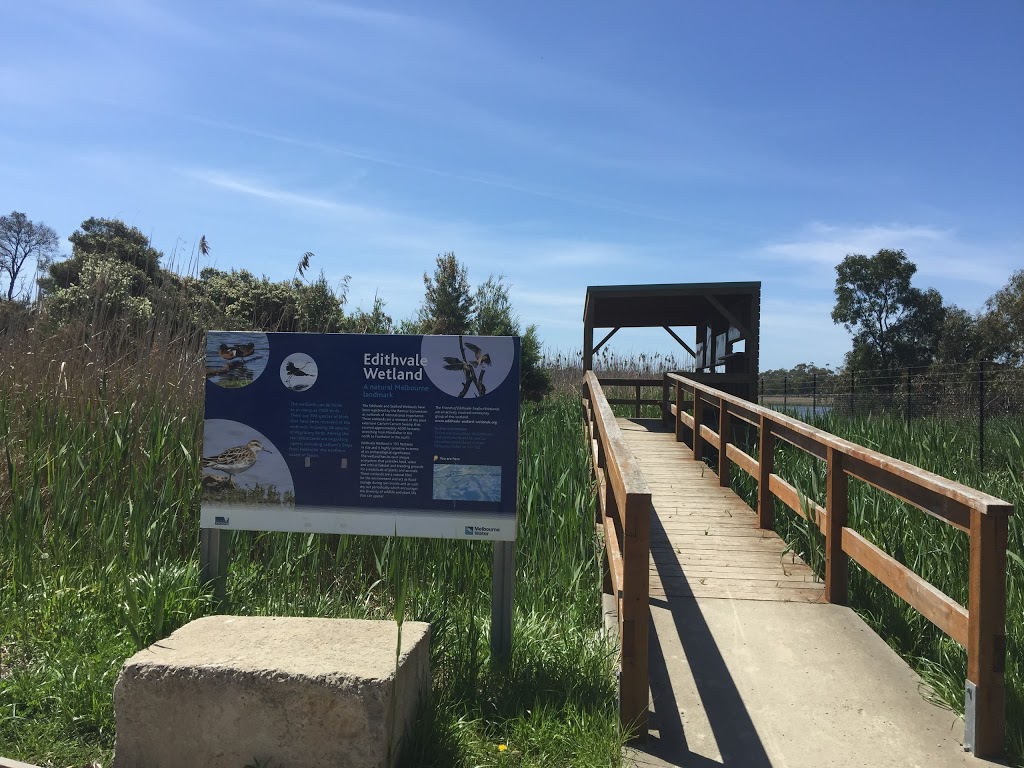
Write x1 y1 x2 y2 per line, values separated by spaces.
491 539 515 662
198 527 228 607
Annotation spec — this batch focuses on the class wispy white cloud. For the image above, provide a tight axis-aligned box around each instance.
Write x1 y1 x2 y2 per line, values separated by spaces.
514 290 585 308
178 114 680 223
757 222 1020 288
258 0 446 35
180 168 407 229
36 0 219 46
760 222 950 265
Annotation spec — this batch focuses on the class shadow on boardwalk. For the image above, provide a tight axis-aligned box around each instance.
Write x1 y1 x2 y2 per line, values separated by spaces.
638 506 772 768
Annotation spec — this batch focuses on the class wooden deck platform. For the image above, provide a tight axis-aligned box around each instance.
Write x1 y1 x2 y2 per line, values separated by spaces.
618 418 823 604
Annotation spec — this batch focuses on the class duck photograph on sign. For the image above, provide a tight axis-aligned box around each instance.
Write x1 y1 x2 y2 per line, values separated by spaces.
204 332 270 388
200 331 521 540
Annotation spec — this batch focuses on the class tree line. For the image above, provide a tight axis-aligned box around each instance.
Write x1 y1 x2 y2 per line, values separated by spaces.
0 211 550 399
761 248 1022 391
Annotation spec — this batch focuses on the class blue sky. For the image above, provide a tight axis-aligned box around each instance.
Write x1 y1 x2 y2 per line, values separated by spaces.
2 1 1021 369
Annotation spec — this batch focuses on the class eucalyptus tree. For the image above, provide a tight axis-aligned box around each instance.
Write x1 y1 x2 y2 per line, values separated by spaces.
832 248 946 378
0 211 59 301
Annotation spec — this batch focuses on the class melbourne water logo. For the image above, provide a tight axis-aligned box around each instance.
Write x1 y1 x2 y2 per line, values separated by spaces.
465 525 499 537
215 516 230 526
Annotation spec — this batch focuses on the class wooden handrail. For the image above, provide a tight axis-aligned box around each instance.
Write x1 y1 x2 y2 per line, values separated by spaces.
665 371 1013 758
582 371 652 738
666 373 1011 517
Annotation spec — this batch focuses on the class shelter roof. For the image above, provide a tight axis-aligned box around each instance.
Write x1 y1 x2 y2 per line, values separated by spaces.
584 282 760 329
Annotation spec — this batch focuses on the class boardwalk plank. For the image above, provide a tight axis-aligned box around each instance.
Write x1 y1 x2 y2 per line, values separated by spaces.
617 417 824 604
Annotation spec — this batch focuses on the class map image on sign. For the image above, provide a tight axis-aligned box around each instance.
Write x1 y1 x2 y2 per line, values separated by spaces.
433 464 502 502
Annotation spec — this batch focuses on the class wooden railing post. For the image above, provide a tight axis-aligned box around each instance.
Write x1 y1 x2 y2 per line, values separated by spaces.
824 448 849 604
692 387 704 463
717 397 730 487
674 380 684 442
603 479 619 593
965 510 1008 757
757 414 774 530
620 490 651 738
634 383 641 418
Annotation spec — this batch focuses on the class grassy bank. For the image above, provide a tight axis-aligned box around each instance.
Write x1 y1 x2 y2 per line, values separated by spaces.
0 317 623 767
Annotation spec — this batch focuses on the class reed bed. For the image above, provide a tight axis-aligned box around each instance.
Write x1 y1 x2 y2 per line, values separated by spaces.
0 311 624 767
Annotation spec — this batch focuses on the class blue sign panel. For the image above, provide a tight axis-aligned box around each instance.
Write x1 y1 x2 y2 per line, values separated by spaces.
200 332 521 540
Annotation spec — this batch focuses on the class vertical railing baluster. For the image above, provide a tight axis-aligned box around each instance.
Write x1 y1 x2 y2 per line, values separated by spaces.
825 448 849 604
965 510 1008 757
674 379 683 442
718 397 731 487
692 385 703 463
757 414 774 530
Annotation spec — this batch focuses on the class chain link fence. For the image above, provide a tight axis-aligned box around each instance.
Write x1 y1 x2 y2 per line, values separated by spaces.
758 361 1024 471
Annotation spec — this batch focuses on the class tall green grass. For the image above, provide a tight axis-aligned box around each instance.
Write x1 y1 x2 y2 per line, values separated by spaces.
0 309 624 767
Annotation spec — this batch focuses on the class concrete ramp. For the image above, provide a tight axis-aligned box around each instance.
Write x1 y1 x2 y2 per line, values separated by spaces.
633 600 979 768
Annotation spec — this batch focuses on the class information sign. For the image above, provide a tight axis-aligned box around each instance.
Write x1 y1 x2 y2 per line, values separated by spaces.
200 332 521 540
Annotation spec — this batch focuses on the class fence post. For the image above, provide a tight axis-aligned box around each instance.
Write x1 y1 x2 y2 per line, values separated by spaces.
965 510 1008 757
979 361 986 473
824 448 849 605
757 414 774 530
783 375 788 410
812 372 817 418
635 382 641 418
718 397 731 488
906 367 912 428
759 377 764 405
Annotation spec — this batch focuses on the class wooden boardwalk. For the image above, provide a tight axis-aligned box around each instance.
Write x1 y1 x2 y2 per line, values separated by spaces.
613 418 978 768
619 418 824 604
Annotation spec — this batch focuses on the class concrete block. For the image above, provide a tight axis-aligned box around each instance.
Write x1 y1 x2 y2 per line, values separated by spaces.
113 615 430 768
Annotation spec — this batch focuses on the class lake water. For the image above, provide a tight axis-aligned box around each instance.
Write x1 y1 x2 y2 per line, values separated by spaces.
768 404 833 418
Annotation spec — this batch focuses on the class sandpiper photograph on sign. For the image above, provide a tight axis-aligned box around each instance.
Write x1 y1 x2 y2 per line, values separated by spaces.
421 335 515 398
205 331 270 388
279 352 319 391
201 419 294 504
